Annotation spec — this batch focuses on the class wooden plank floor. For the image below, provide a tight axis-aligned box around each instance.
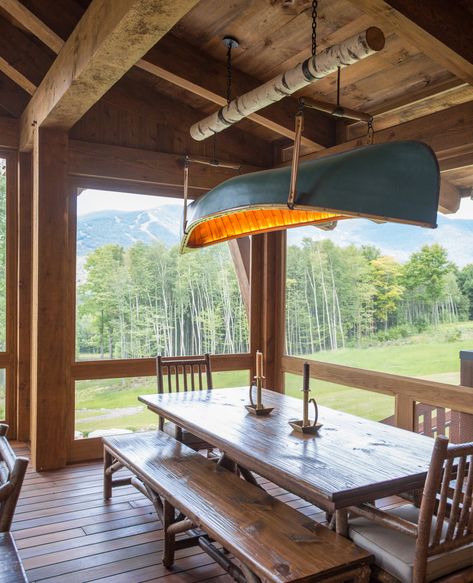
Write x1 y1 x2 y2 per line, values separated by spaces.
10 441 401 583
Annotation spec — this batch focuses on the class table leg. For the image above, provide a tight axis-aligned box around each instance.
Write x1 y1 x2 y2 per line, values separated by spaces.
217 452 237 473
174 425 183 442
335 509 348 537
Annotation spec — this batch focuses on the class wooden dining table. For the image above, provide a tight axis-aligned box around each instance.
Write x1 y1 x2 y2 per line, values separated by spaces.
139 387 434 535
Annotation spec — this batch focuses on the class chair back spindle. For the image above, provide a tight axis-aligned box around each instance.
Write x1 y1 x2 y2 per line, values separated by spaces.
414 436 473 582
156 354 213 395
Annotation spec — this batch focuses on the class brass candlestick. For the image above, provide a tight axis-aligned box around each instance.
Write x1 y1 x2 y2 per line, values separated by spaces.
245 375 274 416
289 363 322 434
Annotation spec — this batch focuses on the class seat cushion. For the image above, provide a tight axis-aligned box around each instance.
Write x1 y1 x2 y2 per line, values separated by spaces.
349 505 473 582
163 422 214 451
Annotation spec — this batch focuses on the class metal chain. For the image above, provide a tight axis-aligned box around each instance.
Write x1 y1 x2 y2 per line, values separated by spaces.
226 43 233 105
367 117 375 145
311 0 318 57
212 132 217 163
336 66 341 108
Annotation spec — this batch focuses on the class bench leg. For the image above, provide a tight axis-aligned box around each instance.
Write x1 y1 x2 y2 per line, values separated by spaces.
355 565 371 582
335 509 348 537
163 499 176 568
104 449 113 500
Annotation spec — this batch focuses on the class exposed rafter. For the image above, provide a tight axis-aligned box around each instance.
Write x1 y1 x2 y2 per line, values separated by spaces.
0 56 35 95
68 140 263 197
19 0 200 151
348 0 473 85
439 177 462 215
1 0 335 150
1 0 63 54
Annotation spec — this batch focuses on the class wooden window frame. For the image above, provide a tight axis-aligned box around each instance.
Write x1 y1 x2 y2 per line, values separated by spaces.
280 231 473 425
68 178 252 461
0 150 18 434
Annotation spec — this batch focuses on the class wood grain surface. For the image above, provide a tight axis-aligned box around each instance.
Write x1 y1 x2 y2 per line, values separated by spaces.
139 388 434 511
104 431 372 583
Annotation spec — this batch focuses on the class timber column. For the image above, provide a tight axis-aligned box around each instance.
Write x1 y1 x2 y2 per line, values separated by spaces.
455 350 473 443
250 232 286 392
31 128 71 470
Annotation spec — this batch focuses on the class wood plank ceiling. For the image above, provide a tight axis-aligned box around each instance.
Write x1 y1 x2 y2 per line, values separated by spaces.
0 0 471 193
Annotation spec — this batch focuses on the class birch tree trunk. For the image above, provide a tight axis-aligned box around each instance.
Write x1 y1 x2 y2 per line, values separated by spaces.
190 28 384 140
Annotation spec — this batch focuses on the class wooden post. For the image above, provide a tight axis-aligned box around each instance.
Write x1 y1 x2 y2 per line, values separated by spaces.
228 237 250 316
394 393 415 431
250 232 286 392
16 152 33 442
453 351 473 443
250 235 264 382
30 128 71 470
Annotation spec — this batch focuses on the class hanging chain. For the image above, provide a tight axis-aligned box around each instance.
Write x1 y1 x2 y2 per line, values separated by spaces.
336 66 341 108
226 42 233 105
212 132 217 164
367 116 375 145
311 0 318 57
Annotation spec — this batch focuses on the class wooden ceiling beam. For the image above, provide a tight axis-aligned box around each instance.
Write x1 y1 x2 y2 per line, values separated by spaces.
68 140 263 197
346 78 473 140
349 0 473 85
0 73 29 117
19 0 200 151
0 0 63 54
139 36 336 150
2 0 335 151
0 14 54 100
0 56 35 95
290 101 473 169
0 117 18 149
439 177 461 214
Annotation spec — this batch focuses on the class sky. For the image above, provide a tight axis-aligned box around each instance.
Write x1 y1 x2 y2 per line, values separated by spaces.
77 189 183 216
78 187 473 218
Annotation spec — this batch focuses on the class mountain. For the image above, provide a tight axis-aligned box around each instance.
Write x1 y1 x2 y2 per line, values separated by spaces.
77 204 183 256
287 214 473 267
77 205 473 267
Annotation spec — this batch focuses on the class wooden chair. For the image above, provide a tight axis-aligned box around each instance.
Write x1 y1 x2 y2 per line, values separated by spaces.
0 424 29 582
156 354 214 452
347 436 473 583
0 424 28 532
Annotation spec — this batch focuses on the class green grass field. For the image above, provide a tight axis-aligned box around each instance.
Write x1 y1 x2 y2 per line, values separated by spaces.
75 322 473 436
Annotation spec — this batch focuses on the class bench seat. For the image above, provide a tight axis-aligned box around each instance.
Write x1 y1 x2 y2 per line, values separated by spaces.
104 430 372 583
0 533 28 583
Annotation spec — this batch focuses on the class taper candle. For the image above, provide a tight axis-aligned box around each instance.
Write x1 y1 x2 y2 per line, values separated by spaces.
256 350 262 378
303 362 310 426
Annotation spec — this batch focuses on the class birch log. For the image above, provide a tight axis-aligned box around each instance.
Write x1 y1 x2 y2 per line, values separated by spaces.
190 27 384 141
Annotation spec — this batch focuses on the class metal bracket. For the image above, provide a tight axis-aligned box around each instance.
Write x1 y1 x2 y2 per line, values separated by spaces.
288 108 304 209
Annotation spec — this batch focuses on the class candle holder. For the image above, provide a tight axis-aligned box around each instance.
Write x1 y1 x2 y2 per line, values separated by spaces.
289 362 322 434
289 397 322 433
245 376 274 416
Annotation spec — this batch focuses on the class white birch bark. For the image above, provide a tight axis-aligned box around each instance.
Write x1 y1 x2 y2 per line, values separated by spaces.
190 28 384 141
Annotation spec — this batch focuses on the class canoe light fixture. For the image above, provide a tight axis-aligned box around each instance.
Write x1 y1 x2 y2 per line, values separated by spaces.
180 2 439 253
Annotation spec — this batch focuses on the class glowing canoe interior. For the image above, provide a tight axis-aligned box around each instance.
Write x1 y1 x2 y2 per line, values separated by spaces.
180 141 440 252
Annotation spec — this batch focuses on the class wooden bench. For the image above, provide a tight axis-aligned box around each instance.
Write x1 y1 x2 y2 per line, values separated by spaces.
0 424 29 583
0 533 28 583
104 431 372 583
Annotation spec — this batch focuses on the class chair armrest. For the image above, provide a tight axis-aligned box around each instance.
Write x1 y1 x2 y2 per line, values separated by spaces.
348 503 418 538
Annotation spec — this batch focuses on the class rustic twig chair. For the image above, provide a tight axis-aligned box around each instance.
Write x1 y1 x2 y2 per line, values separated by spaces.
347 436 473 582
156 354 214 452
0 424 29 532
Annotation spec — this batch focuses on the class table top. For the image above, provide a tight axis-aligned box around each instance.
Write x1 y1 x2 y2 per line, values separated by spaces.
139 387 434 510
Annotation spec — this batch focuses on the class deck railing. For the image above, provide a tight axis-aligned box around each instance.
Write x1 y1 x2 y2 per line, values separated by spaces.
281 352 473 442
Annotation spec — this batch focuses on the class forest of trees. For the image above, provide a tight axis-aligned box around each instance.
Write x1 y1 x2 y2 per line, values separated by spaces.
77 242 249 358
76 235 473 360
286 240 471 355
